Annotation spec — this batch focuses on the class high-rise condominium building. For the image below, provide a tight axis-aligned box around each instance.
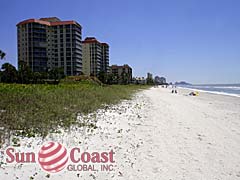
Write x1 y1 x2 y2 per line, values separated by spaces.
101 43 110 74
147 72 153 80
82 37 109 76
17 17 82 76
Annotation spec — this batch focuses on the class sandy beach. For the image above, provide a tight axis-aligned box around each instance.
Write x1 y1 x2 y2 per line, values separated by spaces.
1 87 240 179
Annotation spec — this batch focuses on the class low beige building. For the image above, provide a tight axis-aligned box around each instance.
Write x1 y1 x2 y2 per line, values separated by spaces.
132 77 146 84
110 64 132 84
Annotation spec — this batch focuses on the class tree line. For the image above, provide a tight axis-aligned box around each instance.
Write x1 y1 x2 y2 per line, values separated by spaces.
0 61 65 84
0 49 65 85
0 62 132 85
0 49 138 85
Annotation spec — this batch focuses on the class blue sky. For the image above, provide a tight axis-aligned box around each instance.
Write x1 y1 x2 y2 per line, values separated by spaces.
0 0 240 84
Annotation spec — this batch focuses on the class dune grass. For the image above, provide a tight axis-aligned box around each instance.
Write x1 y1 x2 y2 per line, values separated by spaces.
0 81 148 143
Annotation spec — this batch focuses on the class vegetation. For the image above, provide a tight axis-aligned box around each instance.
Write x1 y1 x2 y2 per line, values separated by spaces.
0 63 18 83
0 59 149 144
0 81 148 144
0 50 6 59
97 71 132 85
146 77 154 85
0 61 131 85
0 62 65 84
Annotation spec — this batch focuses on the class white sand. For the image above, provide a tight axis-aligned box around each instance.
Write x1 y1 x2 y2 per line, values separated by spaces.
1 87 240 179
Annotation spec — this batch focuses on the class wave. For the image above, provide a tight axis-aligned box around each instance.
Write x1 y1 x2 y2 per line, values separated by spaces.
211 86 240 90
184 85 240 90
178 87 240 98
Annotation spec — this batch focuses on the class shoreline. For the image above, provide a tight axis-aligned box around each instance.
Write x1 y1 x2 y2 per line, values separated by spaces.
177 86 240 98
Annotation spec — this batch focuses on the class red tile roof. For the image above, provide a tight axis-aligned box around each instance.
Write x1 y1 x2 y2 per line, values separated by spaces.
82 37 109 46
51 21 79 26
101 43 109 47
111 64 132 69
39 17 61 22
82 37 101 44
17 19 50 26
17 18 81 28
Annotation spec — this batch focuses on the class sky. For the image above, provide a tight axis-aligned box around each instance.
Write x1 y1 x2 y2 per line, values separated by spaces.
0 0 240 84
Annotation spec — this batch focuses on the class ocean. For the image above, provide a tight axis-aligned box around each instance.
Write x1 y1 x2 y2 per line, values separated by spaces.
178 84 240 98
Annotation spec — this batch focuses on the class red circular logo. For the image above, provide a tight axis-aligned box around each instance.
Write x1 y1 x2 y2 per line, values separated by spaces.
38 142 68 173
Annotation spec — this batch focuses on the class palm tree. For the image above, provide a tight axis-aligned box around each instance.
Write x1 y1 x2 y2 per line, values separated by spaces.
0 49 6 59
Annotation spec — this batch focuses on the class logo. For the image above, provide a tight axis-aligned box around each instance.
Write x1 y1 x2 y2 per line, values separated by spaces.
38 142 68 173
3 141 115 174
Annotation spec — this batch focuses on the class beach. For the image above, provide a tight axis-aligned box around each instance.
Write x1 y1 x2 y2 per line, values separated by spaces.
1 87 240 179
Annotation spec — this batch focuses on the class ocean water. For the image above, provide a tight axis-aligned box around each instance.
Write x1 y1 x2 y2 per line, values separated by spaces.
178 84 240 98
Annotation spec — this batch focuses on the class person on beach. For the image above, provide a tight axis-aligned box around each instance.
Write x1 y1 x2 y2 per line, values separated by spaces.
171 86 177 94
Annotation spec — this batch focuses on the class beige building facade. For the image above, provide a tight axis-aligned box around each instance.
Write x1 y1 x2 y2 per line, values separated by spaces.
110 64 132 84
82 37 109 76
